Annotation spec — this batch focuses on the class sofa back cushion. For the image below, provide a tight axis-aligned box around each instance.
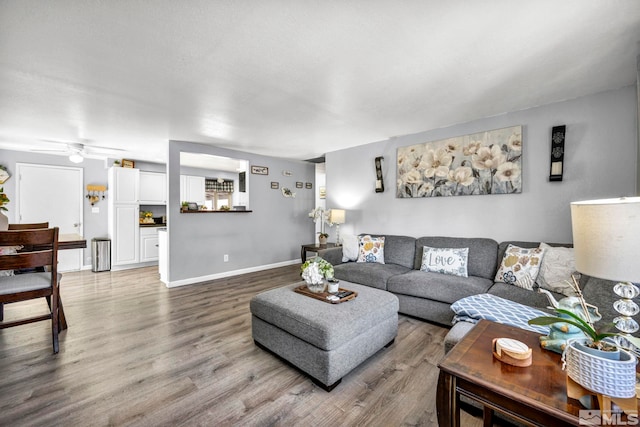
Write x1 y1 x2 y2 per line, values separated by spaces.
414 236 498 279
361 234 416 269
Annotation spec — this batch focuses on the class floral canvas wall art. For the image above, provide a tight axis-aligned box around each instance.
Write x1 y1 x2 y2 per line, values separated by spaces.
396 125 522 198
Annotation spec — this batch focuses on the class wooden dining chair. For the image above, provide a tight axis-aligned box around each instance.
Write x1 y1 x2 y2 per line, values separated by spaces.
0 227 61 353
8 222 49 230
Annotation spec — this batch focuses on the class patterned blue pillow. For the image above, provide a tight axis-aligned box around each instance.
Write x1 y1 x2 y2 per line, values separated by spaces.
420 246 469 277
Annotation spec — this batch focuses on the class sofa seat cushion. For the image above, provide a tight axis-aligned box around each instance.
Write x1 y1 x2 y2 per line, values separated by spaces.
387 270 493 304
333 262 411 290
487 282 558 312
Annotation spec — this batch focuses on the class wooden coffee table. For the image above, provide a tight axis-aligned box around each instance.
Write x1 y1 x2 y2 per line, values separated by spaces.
437 320 583 427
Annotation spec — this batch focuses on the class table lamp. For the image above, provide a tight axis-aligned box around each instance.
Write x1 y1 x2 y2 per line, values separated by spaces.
328 209 346 245
570 197 640 338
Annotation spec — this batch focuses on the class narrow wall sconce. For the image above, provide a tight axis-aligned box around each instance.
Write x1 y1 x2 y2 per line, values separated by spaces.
549 125 566 181
375 156 384 192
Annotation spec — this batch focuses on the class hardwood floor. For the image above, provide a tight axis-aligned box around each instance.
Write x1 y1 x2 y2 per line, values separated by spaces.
0 265 488 426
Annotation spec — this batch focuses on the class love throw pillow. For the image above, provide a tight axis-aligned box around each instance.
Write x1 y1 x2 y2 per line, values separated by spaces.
420 246 469 277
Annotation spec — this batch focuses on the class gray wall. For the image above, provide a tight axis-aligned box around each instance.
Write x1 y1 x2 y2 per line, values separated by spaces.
325 86 638 244
637 56 640 195
167 140 316 283
0 150 110 266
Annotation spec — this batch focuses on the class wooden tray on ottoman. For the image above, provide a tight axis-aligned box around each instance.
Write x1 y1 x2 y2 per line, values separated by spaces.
294 285 357 304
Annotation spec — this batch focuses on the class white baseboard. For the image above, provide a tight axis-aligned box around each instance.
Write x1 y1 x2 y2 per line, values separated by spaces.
165 259 300 288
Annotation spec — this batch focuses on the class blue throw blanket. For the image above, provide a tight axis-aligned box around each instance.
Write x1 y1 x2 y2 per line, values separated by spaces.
451 293 549 335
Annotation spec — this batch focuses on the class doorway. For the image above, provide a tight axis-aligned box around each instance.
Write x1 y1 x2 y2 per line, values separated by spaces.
16 163 83 271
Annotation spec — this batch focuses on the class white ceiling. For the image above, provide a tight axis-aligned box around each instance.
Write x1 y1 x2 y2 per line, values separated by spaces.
0 1 639 163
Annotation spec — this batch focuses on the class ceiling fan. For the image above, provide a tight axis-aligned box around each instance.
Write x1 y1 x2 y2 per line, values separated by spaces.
32 139 125 163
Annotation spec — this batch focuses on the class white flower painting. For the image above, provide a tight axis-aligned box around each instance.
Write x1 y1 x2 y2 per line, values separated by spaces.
396 126 522 198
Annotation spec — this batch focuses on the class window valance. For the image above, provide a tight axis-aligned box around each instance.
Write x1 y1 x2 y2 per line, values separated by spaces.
205 178 234 193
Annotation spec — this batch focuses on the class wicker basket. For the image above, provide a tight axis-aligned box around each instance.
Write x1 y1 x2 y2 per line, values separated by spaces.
565 340 637 398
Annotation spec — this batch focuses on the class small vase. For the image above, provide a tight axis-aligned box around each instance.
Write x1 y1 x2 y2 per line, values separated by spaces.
306 280 327 294
319 236 327 245
327 279 339 294
0 211 7 231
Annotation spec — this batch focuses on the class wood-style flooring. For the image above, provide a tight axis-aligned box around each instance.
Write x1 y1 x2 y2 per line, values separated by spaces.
0 264 489 426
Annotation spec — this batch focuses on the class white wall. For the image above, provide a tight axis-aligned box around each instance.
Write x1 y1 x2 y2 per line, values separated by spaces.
325 86 638 244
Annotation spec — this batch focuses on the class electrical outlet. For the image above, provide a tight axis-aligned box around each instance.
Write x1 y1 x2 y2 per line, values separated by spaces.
224 254 229 262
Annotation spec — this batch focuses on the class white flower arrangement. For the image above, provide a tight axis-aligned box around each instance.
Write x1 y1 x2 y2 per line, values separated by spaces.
301 257 334 285
308 207 331 237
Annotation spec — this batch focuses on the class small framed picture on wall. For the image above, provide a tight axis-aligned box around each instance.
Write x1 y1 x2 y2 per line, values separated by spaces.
296 182 303 188
271 182 279 189
251 165 269 175
121 159 135 168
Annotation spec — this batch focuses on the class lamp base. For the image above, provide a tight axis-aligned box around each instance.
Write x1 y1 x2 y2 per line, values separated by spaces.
613 282 640 335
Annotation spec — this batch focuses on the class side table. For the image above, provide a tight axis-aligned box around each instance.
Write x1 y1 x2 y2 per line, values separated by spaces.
437 320 584 427
300 242 337 263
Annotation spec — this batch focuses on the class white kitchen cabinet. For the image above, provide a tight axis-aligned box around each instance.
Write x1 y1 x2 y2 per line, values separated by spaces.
111 204 140 265
180 175 205 204
108 167 140 267
110 167 139 203
140 227 160 262
139 171 167 204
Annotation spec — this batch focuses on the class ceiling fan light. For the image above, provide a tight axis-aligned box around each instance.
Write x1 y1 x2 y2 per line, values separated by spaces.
69 153 84 163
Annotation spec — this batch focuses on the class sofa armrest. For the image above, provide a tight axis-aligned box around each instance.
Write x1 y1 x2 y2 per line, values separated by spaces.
317 246 344 266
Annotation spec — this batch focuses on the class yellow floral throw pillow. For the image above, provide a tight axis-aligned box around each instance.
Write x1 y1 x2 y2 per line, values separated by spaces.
494 244 546 290
356 235 385 264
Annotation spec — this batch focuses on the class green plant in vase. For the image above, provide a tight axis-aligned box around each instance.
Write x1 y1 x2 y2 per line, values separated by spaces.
528 277 640 354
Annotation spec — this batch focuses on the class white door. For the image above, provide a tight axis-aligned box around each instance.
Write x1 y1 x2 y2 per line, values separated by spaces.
16 163 83 271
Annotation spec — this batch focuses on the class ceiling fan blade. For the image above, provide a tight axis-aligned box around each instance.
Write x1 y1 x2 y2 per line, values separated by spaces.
30 148 68 153
84 144 126 152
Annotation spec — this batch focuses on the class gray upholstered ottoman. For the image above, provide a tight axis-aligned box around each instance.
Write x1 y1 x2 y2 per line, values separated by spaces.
250 281 399 391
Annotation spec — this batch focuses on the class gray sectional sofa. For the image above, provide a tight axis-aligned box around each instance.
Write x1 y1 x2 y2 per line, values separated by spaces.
319 235 619 328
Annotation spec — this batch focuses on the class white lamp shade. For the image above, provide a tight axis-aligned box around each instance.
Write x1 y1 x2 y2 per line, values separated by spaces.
570 197 640 283
329 209 345 224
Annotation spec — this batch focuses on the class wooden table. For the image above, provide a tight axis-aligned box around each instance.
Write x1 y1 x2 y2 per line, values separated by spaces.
300 242 338 263
56 234 86 331
437 320 583 427
58 233 87 250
